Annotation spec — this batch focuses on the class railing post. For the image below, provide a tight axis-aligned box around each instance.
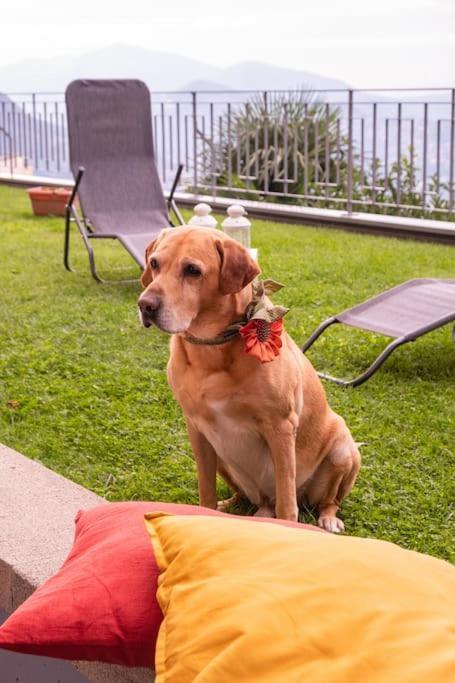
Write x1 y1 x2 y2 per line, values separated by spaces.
11 102 17 171
263 91 269 195
372 102 377 206
396 102 402 207
160 102 166 183
449 88 455 214
210 101 215 199
191 91 198 191
347 89 354 214
227 102 232 188
0 128 14 177
8 130 13 177
422 103 428 209
32 93 38 173
304 103 309 198
283 102 288 195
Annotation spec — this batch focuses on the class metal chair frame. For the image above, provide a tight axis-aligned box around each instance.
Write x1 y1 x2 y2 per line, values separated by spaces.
302 290 455 387
63 164 184 284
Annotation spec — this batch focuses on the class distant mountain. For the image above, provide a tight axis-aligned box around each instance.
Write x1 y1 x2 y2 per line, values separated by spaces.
220 61 349 92
0 45 212 94
180 80 234 92
0 44 351 95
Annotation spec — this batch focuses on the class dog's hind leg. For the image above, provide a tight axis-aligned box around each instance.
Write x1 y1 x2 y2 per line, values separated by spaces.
304 438 360 533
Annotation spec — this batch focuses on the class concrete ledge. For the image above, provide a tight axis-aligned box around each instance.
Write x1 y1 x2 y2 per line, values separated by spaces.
0 443 154 682
174 192 455 244
1 172 454 244
0 172 74 189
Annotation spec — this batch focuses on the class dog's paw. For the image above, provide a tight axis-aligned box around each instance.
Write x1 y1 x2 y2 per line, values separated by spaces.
254 504 276 518
318 515 345 533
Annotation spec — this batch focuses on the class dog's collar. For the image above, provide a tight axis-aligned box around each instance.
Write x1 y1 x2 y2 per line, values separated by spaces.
183 279 289 363
183 327 241 346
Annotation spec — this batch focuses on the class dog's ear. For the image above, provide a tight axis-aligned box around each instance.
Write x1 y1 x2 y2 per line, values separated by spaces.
215 238 260 295
141 239 157 287
141 228 174 287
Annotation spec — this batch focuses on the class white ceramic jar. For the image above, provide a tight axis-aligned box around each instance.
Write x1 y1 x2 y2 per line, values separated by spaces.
221 204 251 248
188 203 218 228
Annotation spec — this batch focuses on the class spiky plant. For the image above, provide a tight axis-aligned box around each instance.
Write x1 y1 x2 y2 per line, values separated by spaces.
198 91 347 200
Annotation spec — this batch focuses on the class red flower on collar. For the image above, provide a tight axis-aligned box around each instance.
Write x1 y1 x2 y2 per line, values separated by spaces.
239 319 284 363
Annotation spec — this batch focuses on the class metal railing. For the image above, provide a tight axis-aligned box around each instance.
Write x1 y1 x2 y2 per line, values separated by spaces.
1 88 454 218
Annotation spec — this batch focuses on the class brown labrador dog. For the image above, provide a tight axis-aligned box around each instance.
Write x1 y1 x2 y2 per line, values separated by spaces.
138 227 360 531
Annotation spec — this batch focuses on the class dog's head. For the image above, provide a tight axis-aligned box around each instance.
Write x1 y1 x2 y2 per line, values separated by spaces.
138 227 260 334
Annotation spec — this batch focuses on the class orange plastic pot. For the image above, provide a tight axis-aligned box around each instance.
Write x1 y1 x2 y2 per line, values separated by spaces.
27 187 76 217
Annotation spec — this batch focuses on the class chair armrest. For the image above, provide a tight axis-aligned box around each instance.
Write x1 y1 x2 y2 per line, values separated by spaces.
168 163 184 204
67 166 85 209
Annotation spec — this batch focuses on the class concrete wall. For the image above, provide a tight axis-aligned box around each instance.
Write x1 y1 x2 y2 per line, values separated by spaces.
0 443 153 683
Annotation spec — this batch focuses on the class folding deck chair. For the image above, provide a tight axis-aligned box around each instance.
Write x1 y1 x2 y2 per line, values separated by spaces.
302 278 455 387
64 79 183 282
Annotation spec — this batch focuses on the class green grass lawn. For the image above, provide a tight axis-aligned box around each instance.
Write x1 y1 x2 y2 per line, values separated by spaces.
0 184 454 561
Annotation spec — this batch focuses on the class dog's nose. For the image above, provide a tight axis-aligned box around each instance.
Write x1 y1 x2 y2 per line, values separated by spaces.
138 293 161 322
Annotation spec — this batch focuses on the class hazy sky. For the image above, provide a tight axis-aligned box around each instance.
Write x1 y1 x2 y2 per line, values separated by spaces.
2 0 454 88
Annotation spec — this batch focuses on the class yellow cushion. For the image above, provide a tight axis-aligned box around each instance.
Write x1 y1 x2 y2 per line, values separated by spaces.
145 513 455 683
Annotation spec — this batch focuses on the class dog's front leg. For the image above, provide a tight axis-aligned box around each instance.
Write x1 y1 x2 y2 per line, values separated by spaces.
263 418 299 521
185 419 218 509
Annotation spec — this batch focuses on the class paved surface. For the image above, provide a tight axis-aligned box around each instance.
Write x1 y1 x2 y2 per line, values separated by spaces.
0 443 103 602
0 443 153 682
0 609 89 683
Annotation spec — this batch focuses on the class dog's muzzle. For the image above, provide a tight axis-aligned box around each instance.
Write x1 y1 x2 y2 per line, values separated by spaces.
138 293 161 328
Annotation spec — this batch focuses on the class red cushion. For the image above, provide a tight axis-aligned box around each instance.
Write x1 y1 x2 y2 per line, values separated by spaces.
0 502 321 667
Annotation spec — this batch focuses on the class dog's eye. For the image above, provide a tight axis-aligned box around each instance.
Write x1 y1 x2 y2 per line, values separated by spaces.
150 257 159 270
183 263 201 277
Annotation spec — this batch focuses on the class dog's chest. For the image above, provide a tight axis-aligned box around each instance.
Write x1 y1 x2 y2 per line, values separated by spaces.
191 395 276 505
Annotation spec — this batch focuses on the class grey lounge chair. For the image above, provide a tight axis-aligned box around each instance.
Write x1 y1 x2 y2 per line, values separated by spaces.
64 79 183 282
302 278 455 387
